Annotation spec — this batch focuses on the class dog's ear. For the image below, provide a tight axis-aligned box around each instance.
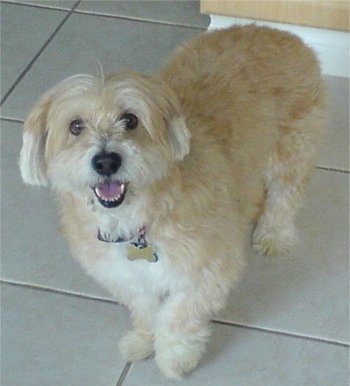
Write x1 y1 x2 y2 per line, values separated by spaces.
168 116 191 161
19 93 51 186
160 82 191 161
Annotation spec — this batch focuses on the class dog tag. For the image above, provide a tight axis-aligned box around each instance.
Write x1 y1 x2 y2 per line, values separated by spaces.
127 244 158 262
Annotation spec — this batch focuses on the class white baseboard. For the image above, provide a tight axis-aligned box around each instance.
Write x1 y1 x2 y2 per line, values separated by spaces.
208 15 350 78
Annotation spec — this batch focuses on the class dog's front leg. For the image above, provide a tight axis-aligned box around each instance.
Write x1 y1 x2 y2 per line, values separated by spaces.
153 291 213 380
118 295 158 362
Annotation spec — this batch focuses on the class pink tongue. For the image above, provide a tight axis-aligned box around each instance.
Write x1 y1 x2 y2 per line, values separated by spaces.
95 181 123 200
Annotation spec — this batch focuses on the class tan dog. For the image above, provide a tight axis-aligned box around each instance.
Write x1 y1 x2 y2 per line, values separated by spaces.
20 25 325 379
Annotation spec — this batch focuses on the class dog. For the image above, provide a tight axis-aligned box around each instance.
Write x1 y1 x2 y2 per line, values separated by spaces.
19 25 325 379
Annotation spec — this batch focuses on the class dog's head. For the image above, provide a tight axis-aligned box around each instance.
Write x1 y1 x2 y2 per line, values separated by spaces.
19 72 190 210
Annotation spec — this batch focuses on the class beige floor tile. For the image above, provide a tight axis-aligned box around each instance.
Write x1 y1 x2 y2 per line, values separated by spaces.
124 323 349 386
1 283 130 386
0 3 68 99
218 170 349 343
76 0 210 28
320 76 349 171
1 11 202 120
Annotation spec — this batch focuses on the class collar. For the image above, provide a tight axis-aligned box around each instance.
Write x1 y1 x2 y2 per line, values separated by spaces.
97 227 141 244
97 226 158 262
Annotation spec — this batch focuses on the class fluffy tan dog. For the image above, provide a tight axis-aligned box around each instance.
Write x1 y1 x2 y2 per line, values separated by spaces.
20 25 325 379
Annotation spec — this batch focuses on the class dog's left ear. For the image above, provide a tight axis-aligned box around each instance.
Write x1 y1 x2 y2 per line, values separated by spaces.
168 116 191 161
162 84 190 161
145 75 190 161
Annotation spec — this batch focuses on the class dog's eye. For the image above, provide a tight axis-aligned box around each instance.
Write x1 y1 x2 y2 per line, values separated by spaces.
69 119 85 136
120 113 138 130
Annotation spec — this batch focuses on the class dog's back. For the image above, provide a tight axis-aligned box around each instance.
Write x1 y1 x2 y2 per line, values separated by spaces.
161 25 326 252
161 25 324 117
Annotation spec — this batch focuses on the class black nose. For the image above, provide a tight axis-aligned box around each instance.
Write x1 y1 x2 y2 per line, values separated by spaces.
92 152 122 176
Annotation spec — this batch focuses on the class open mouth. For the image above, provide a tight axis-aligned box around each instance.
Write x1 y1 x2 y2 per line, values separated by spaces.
92 180 127 209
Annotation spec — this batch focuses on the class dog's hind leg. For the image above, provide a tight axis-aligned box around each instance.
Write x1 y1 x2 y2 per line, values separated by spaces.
252 106 325 256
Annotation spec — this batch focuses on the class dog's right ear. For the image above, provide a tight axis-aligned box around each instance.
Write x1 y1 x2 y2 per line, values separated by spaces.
19 93 52 186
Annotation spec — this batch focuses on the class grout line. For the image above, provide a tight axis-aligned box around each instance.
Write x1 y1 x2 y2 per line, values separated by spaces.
0 116 347 175
0 0 74 12
3 280 348 349
72 9 208 31
2 278 135 384
115 362 133 386
2 1 208 30
0 114 348 177
0 116 350 174
0 120 346 175
212 319 350 348
0 116 24 124
0 279 120 306
0 0 82 106
316 165 350 174
0 115 24 123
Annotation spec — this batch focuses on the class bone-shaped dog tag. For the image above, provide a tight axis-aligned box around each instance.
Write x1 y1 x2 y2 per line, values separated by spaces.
127 244 158 262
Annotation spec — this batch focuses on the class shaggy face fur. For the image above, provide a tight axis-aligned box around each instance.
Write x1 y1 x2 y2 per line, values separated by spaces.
20 25 325 379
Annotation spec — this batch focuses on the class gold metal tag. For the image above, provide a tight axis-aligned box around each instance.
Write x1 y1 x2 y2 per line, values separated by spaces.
127 244 158 262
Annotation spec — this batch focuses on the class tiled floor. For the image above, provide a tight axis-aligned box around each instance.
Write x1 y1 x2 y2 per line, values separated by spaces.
1 1 349 385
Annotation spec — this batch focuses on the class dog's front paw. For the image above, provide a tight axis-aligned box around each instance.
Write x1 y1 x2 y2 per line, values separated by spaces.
118 330 154 362
154 331 208 380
